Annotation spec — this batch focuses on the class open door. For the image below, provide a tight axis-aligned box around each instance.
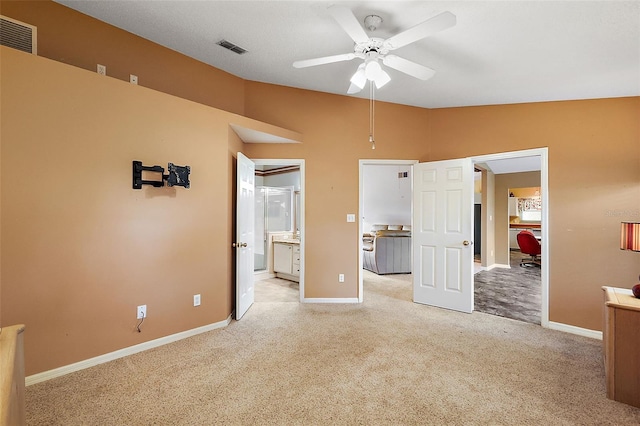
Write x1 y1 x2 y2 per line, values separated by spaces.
235 153 255 319
413 158 474 313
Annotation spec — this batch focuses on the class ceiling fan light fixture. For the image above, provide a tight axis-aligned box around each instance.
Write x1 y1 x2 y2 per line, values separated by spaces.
374 69 391 89
347 83 362 94
350 63 366 89
365 59 382 81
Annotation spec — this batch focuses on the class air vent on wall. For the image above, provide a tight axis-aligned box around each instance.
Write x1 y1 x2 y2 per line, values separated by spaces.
0 15 37 54
216 39 247 55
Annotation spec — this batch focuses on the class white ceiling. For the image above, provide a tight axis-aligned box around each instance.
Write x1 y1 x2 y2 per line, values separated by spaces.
483 156 541 174
55 1 640 109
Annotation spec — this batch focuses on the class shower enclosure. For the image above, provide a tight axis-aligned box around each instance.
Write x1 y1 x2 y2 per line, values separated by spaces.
254 186 293 271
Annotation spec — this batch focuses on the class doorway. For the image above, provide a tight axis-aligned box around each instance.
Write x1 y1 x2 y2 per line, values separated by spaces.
473 169 543 324
358 149 549 327
471 148 548 326
358 159 418 302
253 159 305 303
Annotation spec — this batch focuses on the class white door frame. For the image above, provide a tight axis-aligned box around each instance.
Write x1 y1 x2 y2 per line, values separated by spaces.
253 159 305 302
358 159 418 302
471 147 549 327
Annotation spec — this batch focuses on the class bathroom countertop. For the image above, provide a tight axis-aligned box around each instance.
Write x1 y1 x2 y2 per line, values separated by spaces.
272 238 300 245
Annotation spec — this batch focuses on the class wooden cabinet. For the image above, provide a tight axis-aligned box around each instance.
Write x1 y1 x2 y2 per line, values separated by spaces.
0 324 26 426
273 242 300 282
602 286 640 408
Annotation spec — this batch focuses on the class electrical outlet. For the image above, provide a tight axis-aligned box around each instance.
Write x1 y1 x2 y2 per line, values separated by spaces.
137 305 146 319
130 74 138 85
346 214 355 222
97 64 106 76
193 294 201 307
339 274 345 283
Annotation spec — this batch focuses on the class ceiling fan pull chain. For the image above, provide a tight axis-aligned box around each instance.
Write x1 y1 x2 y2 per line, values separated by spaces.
369 83 376 150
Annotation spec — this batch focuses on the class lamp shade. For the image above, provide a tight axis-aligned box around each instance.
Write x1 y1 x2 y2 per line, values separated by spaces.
620 222 640 251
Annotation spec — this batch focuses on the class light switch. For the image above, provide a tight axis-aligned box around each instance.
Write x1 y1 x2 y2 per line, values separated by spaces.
346 214 356 222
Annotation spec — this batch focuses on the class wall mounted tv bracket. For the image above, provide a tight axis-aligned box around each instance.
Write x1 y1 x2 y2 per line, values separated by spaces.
132 161 191 189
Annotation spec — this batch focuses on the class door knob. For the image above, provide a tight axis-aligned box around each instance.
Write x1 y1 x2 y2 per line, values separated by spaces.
232 242 248 248
240 242 248 248
463 240 472 246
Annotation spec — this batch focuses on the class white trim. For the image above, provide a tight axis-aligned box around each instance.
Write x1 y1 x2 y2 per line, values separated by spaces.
26 316 232 386
548 321 602 340
487 263 511 270
471 148 550 328
252 159 305 303
302 297 359 304
358 159 418 303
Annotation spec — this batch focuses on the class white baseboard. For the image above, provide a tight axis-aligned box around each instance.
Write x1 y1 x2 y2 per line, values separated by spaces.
26 315 232 386
303 297 360 303
547 321 602 340
486 263 511 270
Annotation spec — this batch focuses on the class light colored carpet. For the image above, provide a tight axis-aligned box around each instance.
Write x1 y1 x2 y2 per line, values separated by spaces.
26 272 640 425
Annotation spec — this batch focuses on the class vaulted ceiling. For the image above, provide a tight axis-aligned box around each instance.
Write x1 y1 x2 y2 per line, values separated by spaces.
56 1 640 109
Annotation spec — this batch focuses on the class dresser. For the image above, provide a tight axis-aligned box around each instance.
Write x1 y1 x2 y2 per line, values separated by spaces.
602 286 640 408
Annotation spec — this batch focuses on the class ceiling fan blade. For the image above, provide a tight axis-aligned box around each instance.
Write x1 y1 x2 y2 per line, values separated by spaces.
293 53 356 68
328 5 370 44
382 55 435 80
384 11 456 50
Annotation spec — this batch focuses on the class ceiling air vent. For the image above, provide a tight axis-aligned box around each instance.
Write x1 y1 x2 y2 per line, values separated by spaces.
216 39 247 55
0 15 37 54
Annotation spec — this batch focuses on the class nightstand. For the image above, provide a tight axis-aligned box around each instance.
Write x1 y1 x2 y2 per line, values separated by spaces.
602 286 640 408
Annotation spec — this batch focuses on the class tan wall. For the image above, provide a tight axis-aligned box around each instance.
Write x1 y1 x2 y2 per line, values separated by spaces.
0 47 245 375
0 0 245 115
244 83 639 328
1 1 639 376
495 172 542 265
242 82 433 298
430 101 640 330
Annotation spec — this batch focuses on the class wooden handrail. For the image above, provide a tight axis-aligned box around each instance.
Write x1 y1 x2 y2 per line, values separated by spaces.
0 324 26 426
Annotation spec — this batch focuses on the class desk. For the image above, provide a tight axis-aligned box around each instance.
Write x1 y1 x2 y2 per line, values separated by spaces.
602 286 640 408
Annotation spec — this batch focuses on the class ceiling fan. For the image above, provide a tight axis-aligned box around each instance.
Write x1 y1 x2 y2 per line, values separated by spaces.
293 6 456 94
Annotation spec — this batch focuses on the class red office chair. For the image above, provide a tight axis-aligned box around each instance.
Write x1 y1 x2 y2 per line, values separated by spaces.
517 230 541 267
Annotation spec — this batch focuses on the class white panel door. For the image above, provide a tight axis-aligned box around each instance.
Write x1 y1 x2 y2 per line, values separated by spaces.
413 159 474 313
236 153 255 320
